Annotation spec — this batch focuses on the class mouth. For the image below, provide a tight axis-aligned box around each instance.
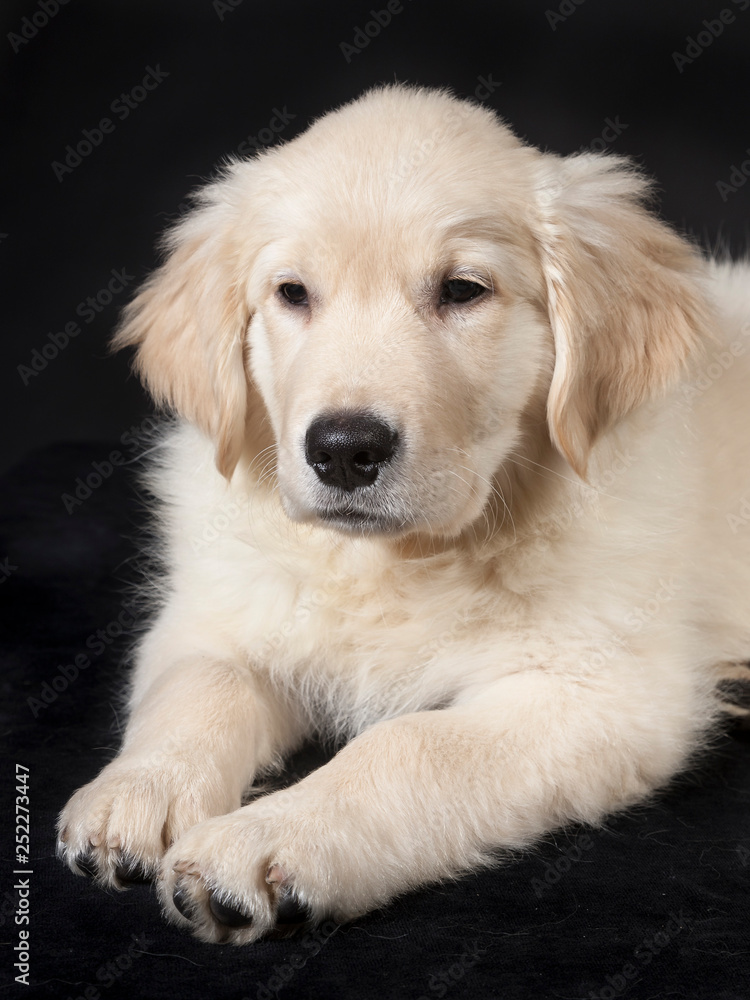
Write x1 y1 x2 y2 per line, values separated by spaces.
316 506 402 534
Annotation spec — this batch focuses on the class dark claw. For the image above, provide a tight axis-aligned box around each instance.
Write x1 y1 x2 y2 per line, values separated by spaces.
208 894 254 928
275 891 310 926
172 885 196 920
115 856 151 886
75 854 98 879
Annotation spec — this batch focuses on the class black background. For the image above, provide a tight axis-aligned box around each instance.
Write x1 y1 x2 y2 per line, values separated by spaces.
3 2 750 999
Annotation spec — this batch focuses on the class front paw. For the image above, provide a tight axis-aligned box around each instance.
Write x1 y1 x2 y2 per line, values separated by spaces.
159 791 354 944
57 756 238 889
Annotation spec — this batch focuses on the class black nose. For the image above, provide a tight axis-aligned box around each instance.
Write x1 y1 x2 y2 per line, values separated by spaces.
305 413 399 492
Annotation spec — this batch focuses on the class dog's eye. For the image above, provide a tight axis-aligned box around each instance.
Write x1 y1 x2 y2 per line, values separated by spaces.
440 279 486 305
279 282 309 306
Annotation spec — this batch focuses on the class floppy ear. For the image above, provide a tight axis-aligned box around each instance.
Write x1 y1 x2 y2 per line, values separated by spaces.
112 180 251 479
535 153 710 478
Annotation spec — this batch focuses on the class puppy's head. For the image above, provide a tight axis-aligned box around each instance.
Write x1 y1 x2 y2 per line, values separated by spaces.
115 86 708 538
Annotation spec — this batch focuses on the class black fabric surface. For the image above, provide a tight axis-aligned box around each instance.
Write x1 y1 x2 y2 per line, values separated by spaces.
2 444 749 1000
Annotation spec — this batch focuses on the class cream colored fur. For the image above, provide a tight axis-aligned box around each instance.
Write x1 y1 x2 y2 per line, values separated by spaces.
58 85 750 944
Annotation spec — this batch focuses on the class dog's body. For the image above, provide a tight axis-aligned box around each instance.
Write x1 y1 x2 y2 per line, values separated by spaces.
59 86 750 943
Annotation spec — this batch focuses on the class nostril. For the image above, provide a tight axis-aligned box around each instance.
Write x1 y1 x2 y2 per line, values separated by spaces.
305 412 399 492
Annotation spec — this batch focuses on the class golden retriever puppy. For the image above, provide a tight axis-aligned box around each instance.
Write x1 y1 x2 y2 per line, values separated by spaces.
58 85 750 944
